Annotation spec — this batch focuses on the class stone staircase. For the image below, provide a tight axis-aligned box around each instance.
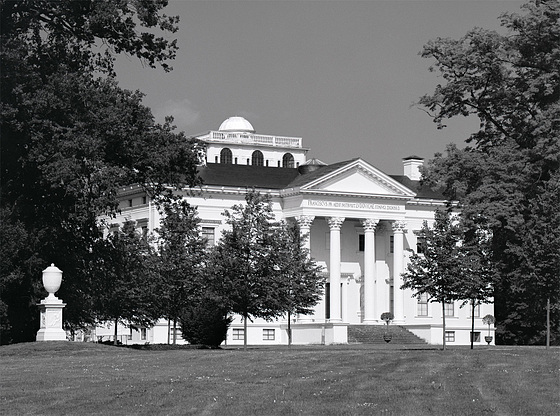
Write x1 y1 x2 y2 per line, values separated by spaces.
348 325 428 345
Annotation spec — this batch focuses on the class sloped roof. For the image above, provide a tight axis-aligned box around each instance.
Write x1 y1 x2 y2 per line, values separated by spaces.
389 175 444 200
197 161 445 200
198 163 300 189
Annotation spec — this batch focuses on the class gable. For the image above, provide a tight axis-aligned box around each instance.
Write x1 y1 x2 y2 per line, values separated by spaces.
299 159 416 198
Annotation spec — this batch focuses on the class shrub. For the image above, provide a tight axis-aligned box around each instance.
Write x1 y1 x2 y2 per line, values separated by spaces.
180 299 232 348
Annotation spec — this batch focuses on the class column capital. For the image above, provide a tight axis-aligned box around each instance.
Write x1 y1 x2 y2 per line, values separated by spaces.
361 218 379 232
327 217 345 230
392 220 407 233
296 215 315 228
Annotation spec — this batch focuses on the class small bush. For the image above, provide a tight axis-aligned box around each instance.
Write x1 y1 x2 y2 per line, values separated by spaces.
180 299 232 348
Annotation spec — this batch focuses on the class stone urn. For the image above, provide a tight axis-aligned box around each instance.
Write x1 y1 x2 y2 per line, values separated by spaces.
485 336 493 345
42 263 63 299
383 333 393 343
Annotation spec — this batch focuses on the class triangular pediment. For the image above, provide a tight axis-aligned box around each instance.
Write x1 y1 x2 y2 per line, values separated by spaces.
300 159 416 198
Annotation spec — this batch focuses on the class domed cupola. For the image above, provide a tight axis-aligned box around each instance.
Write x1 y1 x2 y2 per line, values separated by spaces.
218 116 255 133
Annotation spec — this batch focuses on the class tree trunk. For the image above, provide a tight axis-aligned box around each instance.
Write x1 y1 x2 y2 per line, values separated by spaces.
442 302 446 350
243 312 248 350
470 301 475 350
113 318 118 346
546 297 550 349
167 320 171 344
287 311 292 347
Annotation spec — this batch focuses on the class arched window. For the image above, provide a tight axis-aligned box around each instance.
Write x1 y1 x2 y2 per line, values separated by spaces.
282 153 295 168
252 150 264 167
220 148 233 164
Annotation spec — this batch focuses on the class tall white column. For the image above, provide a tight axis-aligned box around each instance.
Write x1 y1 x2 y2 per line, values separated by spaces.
327 217 344 322
296 215 315 255
361 218 379 323
341 278 348 323
392 221 407 323
296 215 315 323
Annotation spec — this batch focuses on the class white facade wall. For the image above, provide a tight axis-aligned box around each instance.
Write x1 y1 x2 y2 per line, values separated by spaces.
95 118 494 347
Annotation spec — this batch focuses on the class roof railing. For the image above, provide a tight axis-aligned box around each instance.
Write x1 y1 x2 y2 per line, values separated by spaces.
198 131 302 148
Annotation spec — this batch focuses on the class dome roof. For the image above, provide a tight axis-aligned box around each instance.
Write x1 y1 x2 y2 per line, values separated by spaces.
218 116 255 133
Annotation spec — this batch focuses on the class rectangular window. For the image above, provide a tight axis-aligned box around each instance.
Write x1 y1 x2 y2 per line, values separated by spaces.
263 329 275 341
444 302 454 317
470 331 481 343
140 328 147 341
142 196 147 205
445 331 455 342
169 328 183 340
416 238 426 254
233 329 244 340
417 293 428 316
358 234 365 252
469 304 481 318
202 227 215 247
128 199 133 207
390 235 394 253
128 328 133 341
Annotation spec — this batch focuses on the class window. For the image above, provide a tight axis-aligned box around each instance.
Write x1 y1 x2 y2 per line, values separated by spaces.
417 293 428 316
444 302 454 317
445 331 455 342
202 227 215 247
169 328 183 340
215 155 218 163
282 153 295 168
470 332 481 343
140 328 147 341
128 328 133 341
263 329 275 340
233 329 244 340
251 150 264 166
416 238 426 254
220 148 233 164
128 199 133 208
469 303 481 318
390 235 394 253
358 234 365 252
142 196 147 205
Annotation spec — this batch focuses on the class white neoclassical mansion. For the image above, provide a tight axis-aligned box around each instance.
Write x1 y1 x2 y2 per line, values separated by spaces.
95 116 494 346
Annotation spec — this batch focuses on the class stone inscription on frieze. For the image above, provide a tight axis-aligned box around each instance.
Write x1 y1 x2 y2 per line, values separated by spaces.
306 199 403 211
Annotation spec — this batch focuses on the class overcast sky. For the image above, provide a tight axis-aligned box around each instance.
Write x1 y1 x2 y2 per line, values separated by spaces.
114 0 524 175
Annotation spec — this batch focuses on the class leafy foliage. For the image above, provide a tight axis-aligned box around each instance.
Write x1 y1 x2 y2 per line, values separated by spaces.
402 210 462 349
418 0 560 344
180 298 232 348
0 0 203 343
155 200 207 343
210 190 324 347
93 221 161 344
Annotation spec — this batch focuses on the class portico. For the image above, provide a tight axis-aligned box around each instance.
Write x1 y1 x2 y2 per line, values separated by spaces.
282 158 416 326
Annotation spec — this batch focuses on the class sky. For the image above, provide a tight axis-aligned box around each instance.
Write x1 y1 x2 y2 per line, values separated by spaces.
114 0 525 175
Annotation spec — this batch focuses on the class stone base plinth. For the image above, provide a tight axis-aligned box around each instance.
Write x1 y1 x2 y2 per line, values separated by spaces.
36 297 67 341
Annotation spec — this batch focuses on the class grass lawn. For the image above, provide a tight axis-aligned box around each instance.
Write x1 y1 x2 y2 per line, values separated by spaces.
1 342 558 415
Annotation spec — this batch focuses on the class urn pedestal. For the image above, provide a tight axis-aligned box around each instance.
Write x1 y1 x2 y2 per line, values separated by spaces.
36 264 67 341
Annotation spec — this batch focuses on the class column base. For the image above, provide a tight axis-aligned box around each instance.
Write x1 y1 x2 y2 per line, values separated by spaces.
36 328 67 341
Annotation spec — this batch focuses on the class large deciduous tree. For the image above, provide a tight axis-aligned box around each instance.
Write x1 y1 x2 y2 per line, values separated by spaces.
211 191 283 349
401 210 463 349
156 201 207 344
273 221 324 346
0 0 203 343
94 221 161 345
418 0 560 344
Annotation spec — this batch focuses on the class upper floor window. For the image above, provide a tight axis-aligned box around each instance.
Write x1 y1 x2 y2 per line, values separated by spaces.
282 153 295 168
252 150 264 166
202 227 215 248
220 148 233 164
